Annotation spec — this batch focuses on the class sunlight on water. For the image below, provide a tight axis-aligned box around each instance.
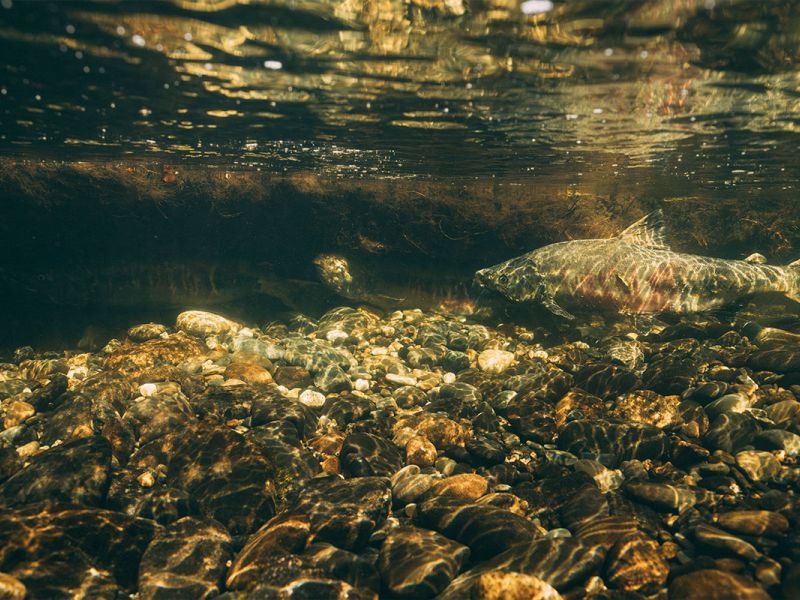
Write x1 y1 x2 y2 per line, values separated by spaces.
0 0 798 182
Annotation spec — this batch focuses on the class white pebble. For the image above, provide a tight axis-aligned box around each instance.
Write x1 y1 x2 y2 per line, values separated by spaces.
299 389 326 408
371 346 389 355
442 372 457 384
139 383 157 397
386 373 417 386
355 378 370 392
325 329 348 343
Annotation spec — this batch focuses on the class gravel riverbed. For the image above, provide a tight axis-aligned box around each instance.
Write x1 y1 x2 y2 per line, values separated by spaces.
0 306 799 599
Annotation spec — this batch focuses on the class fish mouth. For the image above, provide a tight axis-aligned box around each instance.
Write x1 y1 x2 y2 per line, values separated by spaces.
473 269 490 289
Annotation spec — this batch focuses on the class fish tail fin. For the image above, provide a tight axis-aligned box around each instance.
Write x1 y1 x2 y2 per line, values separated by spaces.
787 259 800 303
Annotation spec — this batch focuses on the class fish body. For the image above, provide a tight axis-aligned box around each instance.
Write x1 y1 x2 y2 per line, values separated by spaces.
475 210 800 318
3 261 334 313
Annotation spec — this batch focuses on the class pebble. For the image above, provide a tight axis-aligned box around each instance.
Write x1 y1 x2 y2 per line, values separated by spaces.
2 400 35 429
176 310 242 337
127 322 167 342
298 389 326 408
478 349 515 374
405 436 437 467
716 510 789 537
378 526 469 598
6 304 800 599
735 450 781 482
0 572 26 600
605 532 669 594
429 473 488 500
470 571 562 600
669 569 770 599
386 373 418 387
625 481 696 513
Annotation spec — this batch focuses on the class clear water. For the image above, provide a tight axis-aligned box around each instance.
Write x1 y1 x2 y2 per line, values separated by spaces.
1 0 800 347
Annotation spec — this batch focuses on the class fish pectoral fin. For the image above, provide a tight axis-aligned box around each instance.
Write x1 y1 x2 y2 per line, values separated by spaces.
615 273 632 292
378 293 405 303
745 253 767 264
542 296 575 320
617 209 670 249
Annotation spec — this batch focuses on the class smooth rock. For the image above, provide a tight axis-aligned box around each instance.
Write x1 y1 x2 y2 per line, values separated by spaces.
0 572 25 600
430 473 488 501
669 569 770 599
736 450 781 482
0 436 112 508
478 349 515 374
716 510 789 537
406 436 437 467
127 323 167 342
417 497 543 559
472 571 563 600
298 389 326 409
138 517 232 600
176 310 241 337
625 481 696 513
378 526 469 598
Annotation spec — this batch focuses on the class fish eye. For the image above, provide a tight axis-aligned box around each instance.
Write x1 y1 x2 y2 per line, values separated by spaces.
498 275 509 285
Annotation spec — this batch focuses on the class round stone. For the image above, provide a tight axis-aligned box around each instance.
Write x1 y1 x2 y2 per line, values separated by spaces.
478 349 515 374
299 389 327 409
429 473 488 501
176 310 242 337
669 569 770 599
736 450 781 482
406 436 437 467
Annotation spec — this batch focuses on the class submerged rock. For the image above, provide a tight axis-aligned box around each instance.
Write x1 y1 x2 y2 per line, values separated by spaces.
0 436 112 508
378 525 469 598
138 517 232 599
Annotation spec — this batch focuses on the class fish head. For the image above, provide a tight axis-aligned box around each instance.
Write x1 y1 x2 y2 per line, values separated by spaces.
474 255 546 303
313 253 355 296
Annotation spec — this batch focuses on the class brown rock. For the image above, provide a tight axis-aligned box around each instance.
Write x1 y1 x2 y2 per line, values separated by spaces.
176 310 241 337
606 532 668 594
0 572 26 600
2 400 35 429
406 436 437 467
393 414 471 450
717 510 789 537
224 362 273 385
735 450 781 482
226 514 311 589
272 366 313 389
669 569 770 599
127 323 167 342
471 571 563 600
554 390 605 428
610 390 681 429
308 433 345 456
430 474 488 501
104 333 206 375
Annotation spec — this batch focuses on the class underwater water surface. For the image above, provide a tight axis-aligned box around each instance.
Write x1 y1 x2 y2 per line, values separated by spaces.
0 1 800 599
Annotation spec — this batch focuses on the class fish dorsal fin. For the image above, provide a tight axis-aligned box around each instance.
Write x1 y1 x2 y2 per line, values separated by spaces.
617 210 670 249
745 253 767 264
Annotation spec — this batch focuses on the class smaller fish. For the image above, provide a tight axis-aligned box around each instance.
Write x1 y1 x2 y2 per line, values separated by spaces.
313 253 479 314
3 261 334 314
475 210 800 318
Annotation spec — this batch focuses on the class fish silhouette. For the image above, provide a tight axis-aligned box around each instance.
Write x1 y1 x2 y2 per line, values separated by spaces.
475 210 800 319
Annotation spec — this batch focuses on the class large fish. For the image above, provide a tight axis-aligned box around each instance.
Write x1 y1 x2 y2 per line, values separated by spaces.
474 210 800 319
